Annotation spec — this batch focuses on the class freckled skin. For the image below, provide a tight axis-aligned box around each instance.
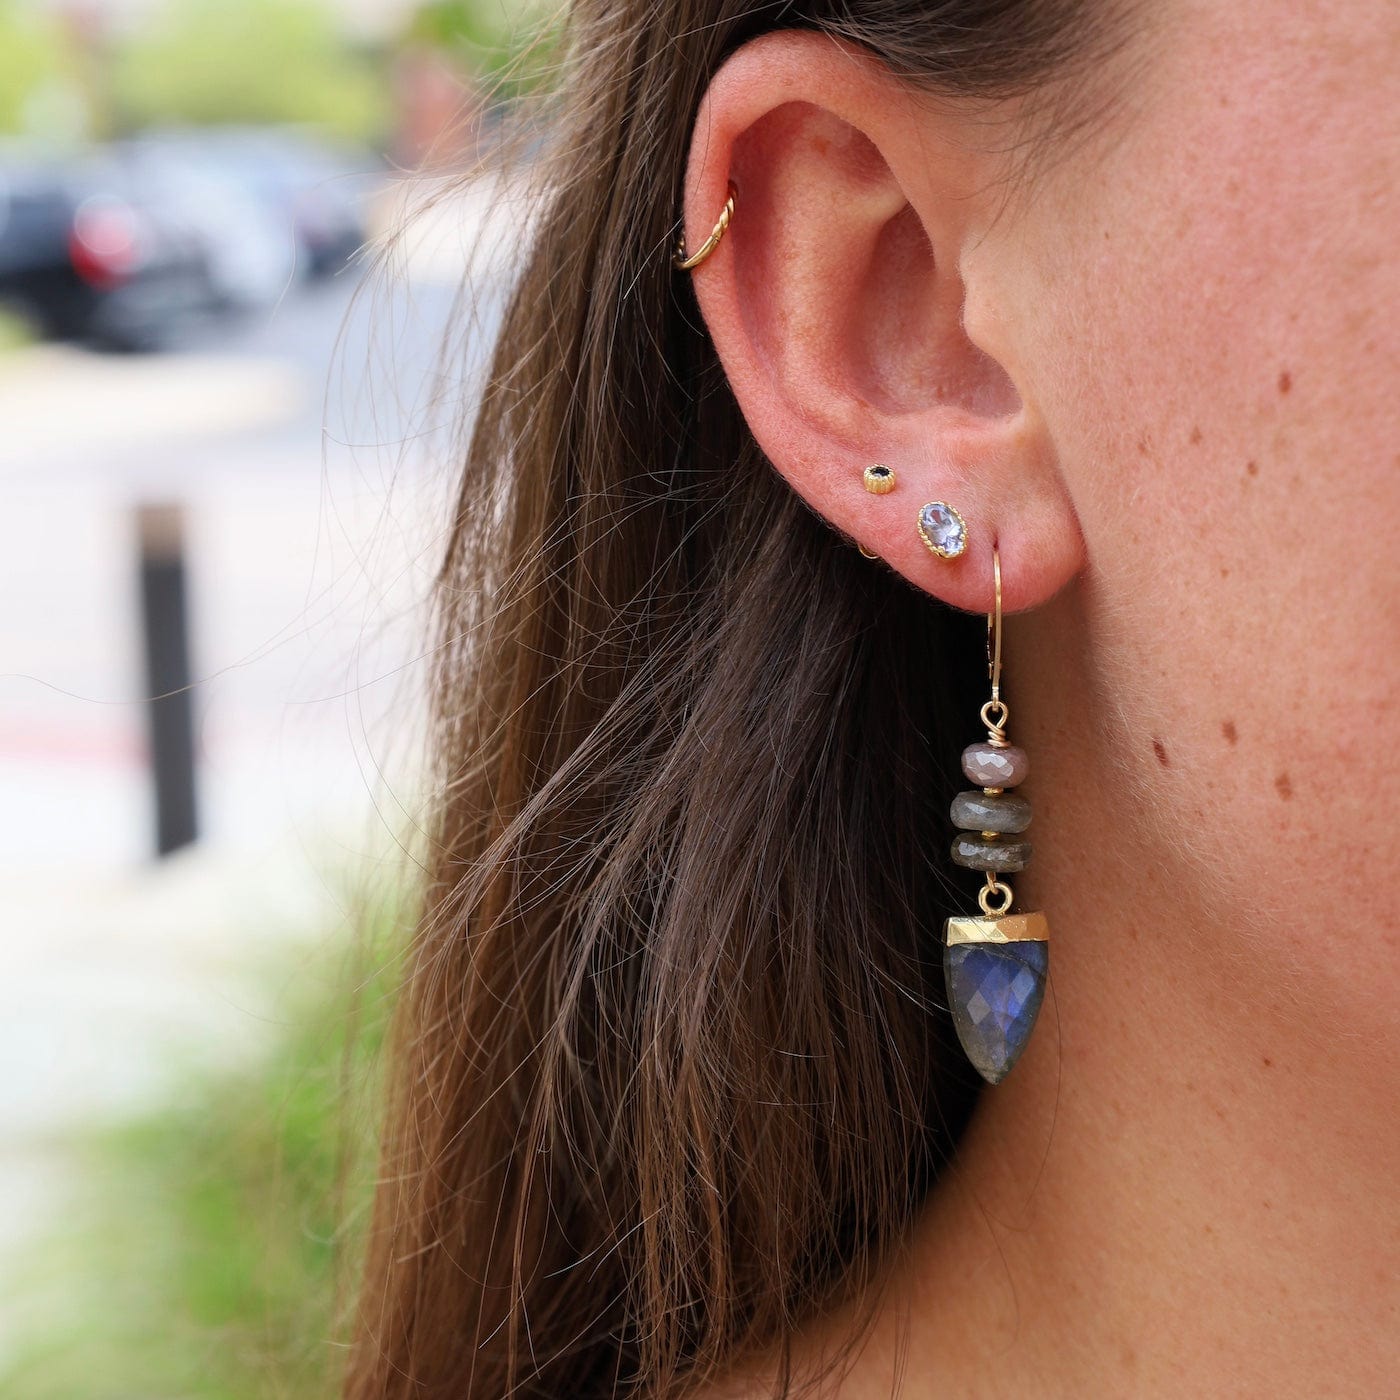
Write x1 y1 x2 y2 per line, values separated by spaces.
1003 0 1399 965
983 7 1398 1390
684 3 1399 1394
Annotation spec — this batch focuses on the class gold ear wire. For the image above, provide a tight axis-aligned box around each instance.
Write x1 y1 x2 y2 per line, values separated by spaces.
673 182 737 270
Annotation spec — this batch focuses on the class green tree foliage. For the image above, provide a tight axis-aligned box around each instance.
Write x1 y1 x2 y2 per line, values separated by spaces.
0 3 76 137
112 0 389 142
407 0 564 99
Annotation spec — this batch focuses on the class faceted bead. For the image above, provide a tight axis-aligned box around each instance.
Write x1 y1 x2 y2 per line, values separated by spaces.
962 742 1029 788
943 938 1048 1084
951 789 1031 834
950 832 1032 873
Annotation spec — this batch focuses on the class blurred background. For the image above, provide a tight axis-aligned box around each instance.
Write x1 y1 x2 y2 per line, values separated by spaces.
0 1 552 1392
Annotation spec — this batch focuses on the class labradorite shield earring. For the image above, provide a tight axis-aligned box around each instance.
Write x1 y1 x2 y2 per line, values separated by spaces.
943 545 1049 1084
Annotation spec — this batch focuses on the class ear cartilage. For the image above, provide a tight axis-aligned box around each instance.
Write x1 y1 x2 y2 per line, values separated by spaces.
863 463 896 494
917 501 967 559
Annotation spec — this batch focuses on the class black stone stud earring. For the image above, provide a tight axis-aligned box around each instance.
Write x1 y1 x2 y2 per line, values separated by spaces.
863 463 896 494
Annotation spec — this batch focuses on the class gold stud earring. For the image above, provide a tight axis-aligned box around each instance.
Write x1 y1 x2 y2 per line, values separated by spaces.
863 464 896 494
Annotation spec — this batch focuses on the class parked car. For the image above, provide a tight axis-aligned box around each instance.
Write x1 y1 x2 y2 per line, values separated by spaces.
111 134 299 312
0 147 214 351
0 130 380 352
145 127 379 281
0 154 75 334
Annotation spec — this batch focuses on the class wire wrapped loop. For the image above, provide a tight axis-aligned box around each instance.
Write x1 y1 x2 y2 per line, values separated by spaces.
980 698 1010 746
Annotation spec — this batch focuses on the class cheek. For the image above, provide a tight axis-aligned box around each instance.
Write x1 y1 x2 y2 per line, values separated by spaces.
1007 15 1400 980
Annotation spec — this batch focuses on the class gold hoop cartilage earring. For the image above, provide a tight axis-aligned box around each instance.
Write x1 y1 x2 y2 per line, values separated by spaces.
942 545 1051 1085
673 182 737 270
863 464 896 494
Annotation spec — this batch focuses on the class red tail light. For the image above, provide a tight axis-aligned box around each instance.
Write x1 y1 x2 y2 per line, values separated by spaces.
69 196 141 288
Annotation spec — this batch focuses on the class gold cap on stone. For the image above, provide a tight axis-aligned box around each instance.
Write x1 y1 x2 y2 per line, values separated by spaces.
945 911 1049 946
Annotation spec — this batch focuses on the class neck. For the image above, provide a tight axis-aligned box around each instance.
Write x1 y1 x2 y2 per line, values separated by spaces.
797 578 1396 1397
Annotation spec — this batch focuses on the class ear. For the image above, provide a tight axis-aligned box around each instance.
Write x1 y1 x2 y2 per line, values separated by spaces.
679 30 1084 614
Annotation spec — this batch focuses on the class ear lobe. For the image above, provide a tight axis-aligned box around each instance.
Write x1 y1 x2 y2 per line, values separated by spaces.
680 31 1084 615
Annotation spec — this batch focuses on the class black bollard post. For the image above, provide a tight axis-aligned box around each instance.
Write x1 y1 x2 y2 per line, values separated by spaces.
137 503 198 856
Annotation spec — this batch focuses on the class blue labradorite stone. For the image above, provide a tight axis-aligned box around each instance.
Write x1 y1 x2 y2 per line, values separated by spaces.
943 940 1049 1085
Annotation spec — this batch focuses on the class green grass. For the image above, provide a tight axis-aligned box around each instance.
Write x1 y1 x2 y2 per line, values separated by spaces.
0 914 403 1400
0 307 37 354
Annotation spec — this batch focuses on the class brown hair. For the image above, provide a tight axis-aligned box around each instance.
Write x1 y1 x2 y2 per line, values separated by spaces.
347 3 1111 1396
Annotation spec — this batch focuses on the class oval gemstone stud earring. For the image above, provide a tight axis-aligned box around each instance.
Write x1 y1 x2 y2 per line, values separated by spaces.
863 464 896 494
943 545 1049 1084
918 501 967 558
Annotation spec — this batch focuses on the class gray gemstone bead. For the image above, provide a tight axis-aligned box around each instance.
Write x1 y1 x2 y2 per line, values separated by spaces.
962 742 1030 788
950 832 1032 873
951 789 1032 834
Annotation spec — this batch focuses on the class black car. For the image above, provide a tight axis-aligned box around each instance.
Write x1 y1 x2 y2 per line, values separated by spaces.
0 148 214 351
178 127 378 280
